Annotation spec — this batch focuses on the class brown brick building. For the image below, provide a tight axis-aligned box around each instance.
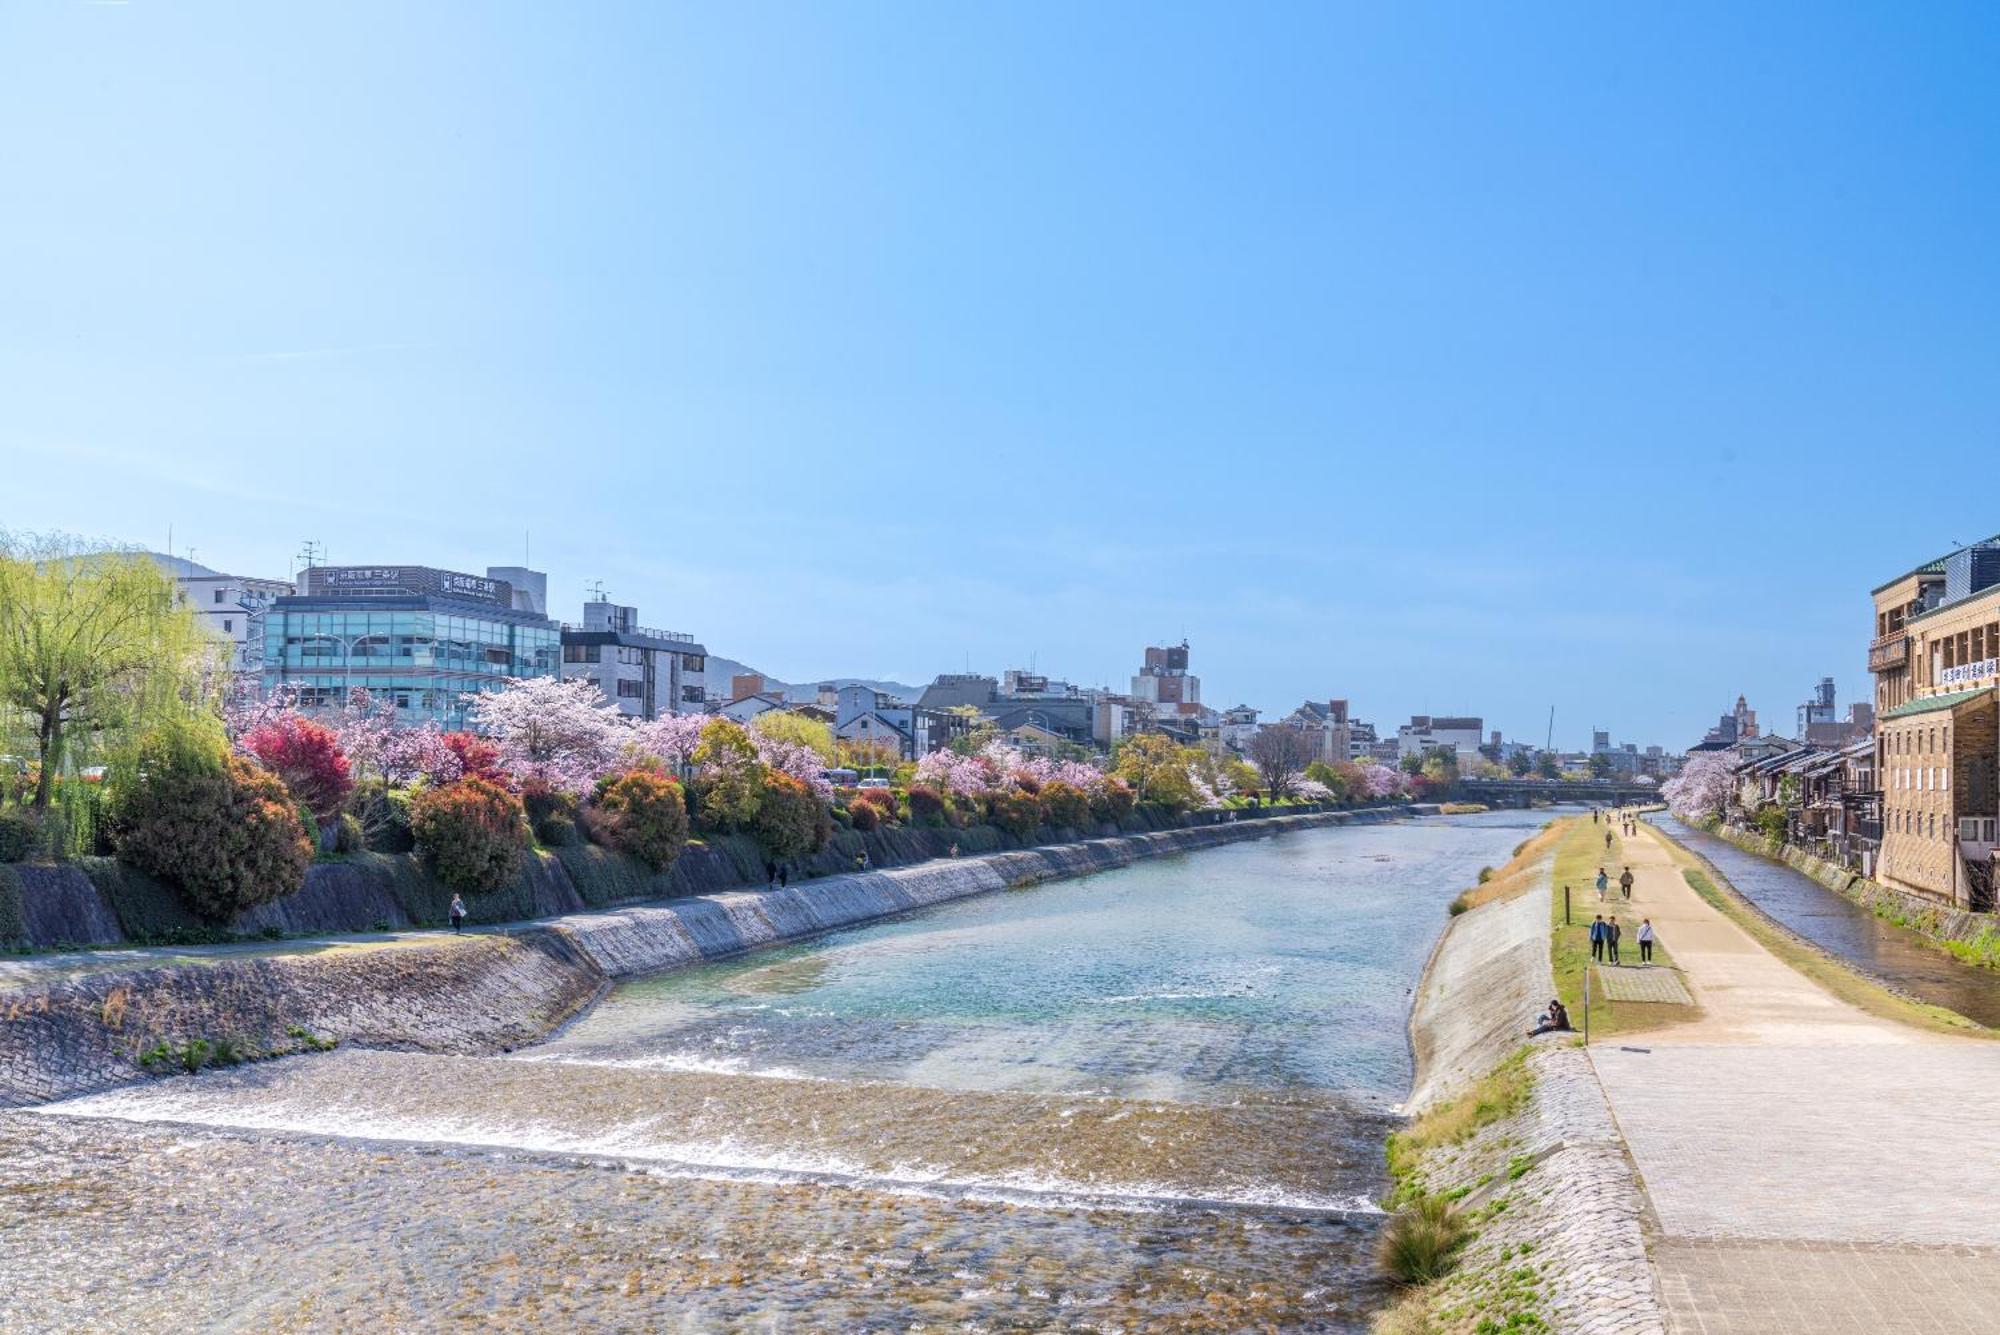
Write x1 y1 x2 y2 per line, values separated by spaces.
1869 539 2000 908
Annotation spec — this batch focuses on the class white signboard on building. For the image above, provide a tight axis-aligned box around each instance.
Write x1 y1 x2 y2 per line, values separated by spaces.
1939 658 1997 688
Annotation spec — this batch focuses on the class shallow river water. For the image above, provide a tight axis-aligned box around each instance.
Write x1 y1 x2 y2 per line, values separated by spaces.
3 809 1551 1332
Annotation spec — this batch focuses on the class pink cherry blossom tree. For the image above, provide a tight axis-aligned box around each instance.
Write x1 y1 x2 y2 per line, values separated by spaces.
1661 751 1736 824
464 676 629 794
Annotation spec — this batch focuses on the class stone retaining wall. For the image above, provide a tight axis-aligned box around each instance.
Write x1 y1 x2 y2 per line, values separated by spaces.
0 932 603 1106
0 805 1433 1106
1401 852 1665 1333
1 800 1384 951
1398 1048 1664 1335
1712 823 2000 967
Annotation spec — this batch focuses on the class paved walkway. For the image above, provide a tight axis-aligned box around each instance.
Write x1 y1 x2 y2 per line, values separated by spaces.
1594 822 2000 1334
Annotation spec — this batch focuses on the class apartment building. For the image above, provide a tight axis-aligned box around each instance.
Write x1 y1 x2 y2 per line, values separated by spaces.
1869 538 2000 907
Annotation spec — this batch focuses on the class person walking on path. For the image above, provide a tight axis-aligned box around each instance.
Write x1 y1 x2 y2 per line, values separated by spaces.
1596 867 1610 902
1590 914 1607 962
1604 828 1614 850
1606 914 1623 965
448 894 466 934
1638 918 1655 964
1620 865 1635 900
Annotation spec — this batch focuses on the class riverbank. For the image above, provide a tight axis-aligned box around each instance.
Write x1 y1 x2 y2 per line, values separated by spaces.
1652 815 1999 1033
0 804 1437 1106
1388 818 1665 1335
0 798 1380 953
1705 820 2000 971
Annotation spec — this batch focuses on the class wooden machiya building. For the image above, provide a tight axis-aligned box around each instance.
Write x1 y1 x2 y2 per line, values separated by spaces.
1869 539 2000 909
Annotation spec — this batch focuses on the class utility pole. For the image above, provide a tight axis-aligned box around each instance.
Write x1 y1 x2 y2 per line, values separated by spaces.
1545 705 1555 754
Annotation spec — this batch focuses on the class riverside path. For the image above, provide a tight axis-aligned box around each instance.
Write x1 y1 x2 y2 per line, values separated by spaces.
1593 821 2000 1334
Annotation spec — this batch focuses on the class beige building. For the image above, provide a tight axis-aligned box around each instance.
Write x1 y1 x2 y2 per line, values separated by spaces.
1869 539 2000 907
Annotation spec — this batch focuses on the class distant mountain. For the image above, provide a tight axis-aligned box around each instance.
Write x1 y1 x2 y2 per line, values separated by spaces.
705 655 925 705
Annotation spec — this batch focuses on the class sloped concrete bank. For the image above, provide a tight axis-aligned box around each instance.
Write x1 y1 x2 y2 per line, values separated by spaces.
0 805 1435 1107
1397 868 1665 1334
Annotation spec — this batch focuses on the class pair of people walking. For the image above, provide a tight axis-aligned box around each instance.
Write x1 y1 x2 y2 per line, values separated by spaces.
1589 913 1657 965
1596 865 1635 901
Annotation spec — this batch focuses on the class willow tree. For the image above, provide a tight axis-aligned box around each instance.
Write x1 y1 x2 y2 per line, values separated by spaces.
0 533 222 810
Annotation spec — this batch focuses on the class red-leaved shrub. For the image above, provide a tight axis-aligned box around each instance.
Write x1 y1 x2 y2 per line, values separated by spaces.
905 784 946 827
441 731 509 786
593 768 690 871
243 716 352 823
985 788 1043 840
409 777 529 894
847 798 880 832
754 772 830 860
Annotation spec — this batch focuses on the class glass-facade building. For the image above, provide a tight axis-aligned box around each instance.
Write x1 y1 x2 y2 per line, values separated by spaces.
261 565 561 729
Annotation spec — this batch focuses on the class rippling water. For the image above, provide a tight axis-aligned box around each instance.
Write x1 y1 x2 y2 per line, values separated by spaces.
13 810 1552 1332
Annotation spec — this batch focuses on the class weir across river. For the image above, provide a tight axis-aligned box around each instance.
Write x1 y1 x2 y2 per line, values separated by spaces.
5 808 1553 1331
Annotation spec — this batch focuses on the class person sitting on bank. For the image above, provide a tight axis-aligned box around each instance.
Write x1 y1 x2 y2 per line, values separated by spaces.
1528 999 1572 1036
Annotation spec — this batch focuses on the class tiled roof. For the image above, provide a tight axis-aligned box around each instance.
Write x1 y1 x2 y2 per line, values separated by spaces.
1880 687 1993 719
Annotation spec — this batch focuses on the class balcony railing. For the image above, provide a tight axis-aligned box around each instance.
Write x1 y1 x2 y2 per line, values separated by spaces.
1868 632 1909 673
561 622 696 644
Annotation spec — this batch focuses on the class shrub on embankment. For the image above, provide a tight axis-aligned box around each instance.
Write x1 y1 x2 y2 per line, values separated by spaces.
3 801 1414 951
114 746 313 920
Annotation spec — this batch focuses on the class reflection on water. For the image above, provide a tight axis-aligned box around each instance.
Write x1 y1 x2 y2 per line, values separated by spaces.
1654 814 2000 1027
22 810 1553 1331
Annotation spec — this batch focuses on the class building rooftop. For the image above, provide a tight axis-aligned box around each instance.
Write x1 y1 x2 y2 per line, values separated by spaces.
1880 687 1992 720
1871 533 2000 595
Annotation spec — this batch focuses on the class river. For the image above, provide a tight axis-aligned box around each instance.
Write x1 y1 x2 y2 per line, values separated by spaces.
3 808 1552 1332
1652 813 2000 1028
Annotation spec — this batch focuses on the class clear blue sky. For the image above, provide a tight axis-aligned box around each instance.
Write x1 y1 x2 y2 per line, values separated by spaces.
6 3 1999 750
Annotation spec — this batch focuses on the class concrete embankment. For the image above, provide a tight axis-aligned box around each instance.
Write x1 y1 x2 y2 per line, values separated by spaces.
1397 848 1664 1335
1708 822 2000 967
0 805 1432 1107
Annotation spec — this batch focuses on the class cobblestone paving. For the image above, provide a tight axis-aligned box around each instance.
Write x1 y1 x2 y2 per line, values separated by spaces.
1653 1239 2000 1335
1594 966 1693 1005
1598 824 2000 1334
1594 1042 2000 1244
1406 1048 1665 1335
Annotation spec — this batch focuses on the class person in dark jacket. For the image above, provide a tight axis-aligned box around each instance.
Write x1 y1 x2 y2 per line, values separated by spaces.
1528 999 1572 1036
1619 866 1635 900
1606 915 1623 965
448 894 466 934
1589 914 1606 962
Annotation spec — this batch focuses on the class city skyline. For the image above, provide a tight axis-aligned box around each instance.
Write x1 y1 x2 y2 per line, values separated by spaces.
9 3 1995 748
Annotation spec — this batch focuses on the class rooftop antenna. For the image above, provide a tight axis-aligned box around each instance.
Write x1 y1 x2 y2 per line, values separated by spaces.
296 540 323 577
586 579 608 603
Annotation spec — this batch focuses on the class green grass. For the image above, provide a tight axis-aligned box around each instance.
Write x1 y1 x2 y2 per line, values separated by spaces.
1548 818 1690 1039
1386 1048 1534 1197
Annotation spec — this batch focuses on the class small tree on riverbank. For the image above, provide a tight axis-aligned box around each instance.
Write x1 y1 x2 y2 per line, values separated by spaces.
0 534 221 814
1248 724 1312 800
